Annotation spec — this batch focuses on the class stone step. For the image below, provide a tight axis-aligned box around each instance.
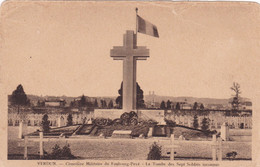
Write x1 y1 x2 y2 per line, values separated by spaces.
111 130 132 138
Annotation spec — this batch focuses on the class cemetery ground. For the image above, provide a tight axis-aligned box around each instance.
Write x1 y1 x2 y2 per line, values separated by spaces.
8 126 252 160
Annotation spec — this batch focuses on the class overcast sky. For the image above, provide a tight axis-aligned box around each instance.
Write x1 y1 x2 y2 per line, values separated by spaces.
1 1 260 99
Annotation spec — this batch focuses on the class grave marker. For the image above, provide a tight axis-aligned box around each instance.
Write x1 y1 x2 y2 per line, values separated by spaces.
221 122 229 141
147 127 153 137
24 136 28 160
218 138 223 161
211 134 228 161
18 121 26 139
112 130 132 138
39 131 44 158
23 134 50 159
58 116 65 127
110 30 149 112
211 134 218 161
165 134 179 160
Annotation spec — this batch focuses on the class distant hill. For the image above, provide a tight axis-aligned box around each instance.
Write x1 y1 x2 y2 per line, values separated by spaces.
23 94 250 107
144 94 230 106
26 94 117 106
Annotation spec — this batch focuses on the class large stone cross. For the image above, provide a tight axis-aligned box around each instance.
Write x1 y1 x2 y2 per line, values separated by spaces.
110 30 149 112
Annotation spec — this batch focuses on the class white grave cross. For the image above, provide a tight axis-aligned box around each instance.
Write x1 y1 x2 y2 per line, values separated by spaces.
110 30 149 112
23 132 50 159
165 134 179 160
211 134 228 161
211 135 218 161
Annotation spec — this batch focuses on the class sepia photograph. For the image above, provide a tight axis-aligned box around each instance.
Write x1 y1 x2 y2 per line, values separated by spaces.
0 1 259 166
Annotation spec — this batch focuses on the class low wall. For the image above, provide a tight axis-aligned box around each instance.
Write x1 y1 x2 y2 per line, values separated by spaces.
137 110 165 124
94 109 124 120
94 109 165 123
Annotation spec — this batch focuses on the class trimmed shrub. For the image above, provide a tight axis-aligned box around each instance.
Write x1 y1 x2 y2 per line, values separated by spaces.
201 118 209 132
41 114 50 133
165 119 176 127
67 114 73 126
48 144 75 159
193 115 199 129
147 142 162 160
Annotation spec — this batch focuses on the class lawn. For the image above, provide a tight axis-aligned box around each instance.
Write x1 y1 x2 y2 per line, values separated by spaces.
8 126 252 160
8 138 251 160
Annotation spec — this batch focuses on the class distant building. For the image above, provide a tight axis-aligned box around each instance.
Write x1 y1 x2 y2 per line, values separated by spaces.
182 103 192 110
170 102 192 110
45 99 66 107
240 101 252 110
145 101 160 109
206 104 225 110
145 91 160 109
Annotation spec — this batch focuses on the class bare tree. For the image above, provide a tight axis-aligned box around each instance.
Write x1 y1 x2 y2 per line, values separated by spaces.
230 82 241 110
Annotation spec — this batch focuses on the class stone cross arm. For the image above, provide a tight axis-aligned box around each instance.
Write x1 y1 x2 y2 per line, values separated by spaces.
110 46 149 60
165 145 179 149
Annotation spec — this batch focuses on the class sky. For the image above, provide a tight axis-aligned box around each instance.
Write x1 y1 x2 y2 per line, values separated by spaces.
1 1 260 99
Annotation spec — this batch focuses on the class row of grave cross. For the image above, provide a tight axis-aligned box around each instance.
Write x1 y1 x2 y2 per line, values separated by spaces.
165 134 228 161
23 133 226 160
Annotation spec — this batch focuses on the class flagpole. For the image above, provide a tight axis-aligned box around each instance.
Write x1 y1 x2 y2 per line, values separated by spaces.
135 7 138 46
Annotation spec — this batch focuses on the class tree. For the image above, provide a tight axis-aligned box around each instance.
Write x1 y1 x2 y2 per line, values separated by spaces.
230 82 241 111
100 100 103 108
193 102 198 110
79 95 87 107
37 100 41 107
67 114 73 126
37 100 45 107
108 100 114 109
103 100 107 108
166 100 171 109
160 101 166 109
94 99 98 108
41 114 50 133
200 103 205 110
70 101 75 107
101 100 107 108
193 115 199 129
176 102 180 110
136 83 145 108
201 117 209 131
10 84 30 114
115 82 145 109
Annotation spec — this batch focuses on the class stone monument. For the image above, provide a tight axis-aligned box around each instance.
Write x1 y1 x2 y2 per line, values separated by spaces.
220 122 229 141
57 116 65 127
18 121 27 139
110 30 149 112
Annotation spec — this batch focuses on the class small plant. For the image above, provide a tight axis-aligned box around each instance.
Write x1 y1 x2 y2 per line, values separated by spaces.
147 142 162 160
226 151 237 160
41 114 50 133
165 119 176 127
48 144 75 159
50 144 62 159
61 144 73 158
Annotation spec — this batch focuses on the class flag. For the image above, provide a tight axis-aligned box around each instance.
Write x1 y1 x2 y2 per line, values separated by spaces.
137 15 159 38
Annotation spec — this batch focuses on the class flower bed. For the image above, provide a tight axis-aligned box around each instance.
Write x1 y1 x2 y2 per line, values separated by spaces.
28 125 81 136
